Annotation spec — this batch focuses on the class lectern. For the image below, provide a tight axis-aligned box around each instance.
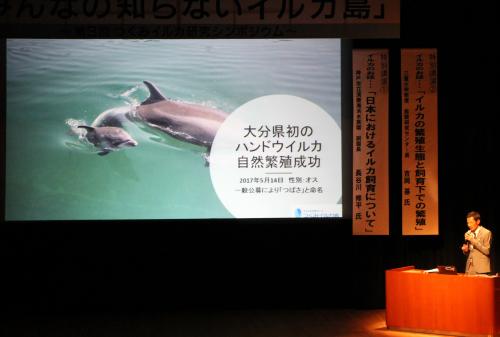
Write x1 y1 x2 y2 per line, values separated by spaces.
386 266 500 336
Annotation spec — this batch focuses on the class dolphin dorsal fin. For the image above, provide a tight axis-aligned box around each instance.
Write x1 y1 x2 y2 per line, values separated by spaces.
141 81 167 105
78 125 95 133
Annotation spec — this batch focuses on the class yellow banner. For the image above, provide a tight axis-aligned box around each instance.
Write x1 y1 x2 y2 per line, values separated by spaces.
401 49 439 235
0 0 400 25
352 49 389 235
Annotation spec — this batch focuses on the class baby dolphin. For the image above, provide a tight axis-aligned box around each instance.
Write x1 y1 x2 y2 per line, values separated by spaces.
78 125 138 156
135 81 228 150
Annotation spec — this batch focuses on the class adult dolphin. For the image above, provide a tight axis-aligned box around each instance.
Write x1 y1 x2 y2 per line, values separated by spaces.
134 81 228 150
78 125 138 156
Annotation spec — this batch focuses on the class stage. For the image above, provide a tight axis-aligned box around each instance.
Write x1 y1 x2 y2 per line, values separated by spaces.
2 309 463 337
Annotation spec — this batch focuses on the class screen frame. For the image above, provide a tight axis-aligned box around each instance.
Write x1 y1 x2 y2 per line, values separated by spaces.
1 37 353 224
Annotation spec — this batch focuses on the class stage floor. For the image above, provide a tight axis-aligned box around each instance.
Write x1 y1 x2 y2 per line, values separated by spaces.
2 309 456 337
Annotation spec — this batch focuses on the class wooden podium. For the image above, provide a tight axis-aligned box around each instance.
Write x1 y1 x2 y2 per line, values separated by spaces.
386 266 500 336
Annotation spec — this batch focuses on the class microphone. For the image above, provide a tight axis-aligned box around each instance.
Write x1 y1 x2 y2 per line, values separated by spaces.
464 230 472 244
465 230 477 243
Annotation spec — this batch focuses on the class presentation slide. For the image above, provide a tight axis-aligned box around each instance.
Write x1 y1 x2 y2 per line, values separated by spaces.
5 38 342 220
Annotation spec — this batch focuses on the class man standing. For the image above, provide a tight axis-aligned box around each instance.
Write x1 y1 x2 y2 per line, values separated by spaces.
461 211 492 275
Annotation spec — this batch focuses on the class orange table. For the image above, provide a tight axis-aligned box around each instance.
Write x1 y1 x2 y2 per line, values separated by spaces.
386 266 500 336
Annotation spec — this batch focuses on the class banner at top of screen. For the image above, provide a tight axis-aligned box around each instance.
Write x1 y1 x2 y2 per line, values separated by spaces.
0 0 400 39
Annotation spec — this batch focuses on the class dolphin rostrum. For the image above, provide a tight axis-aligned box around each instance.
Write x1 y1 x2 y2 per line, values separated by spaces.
134 81 228 150
78 125 138 156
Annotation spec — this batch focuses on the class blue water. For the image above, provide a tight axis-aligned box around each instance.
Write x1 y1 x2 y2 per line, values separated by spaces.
6 39 341 220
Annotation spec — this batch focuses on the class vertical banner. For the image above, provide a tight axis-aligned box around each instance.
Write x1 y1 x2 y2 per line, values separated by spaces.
401 49 439 235
352 50 390 235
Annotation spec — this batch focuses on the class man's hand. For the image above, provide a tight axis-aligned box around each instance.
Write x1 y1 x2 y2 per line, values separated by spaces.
465 232 475 242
